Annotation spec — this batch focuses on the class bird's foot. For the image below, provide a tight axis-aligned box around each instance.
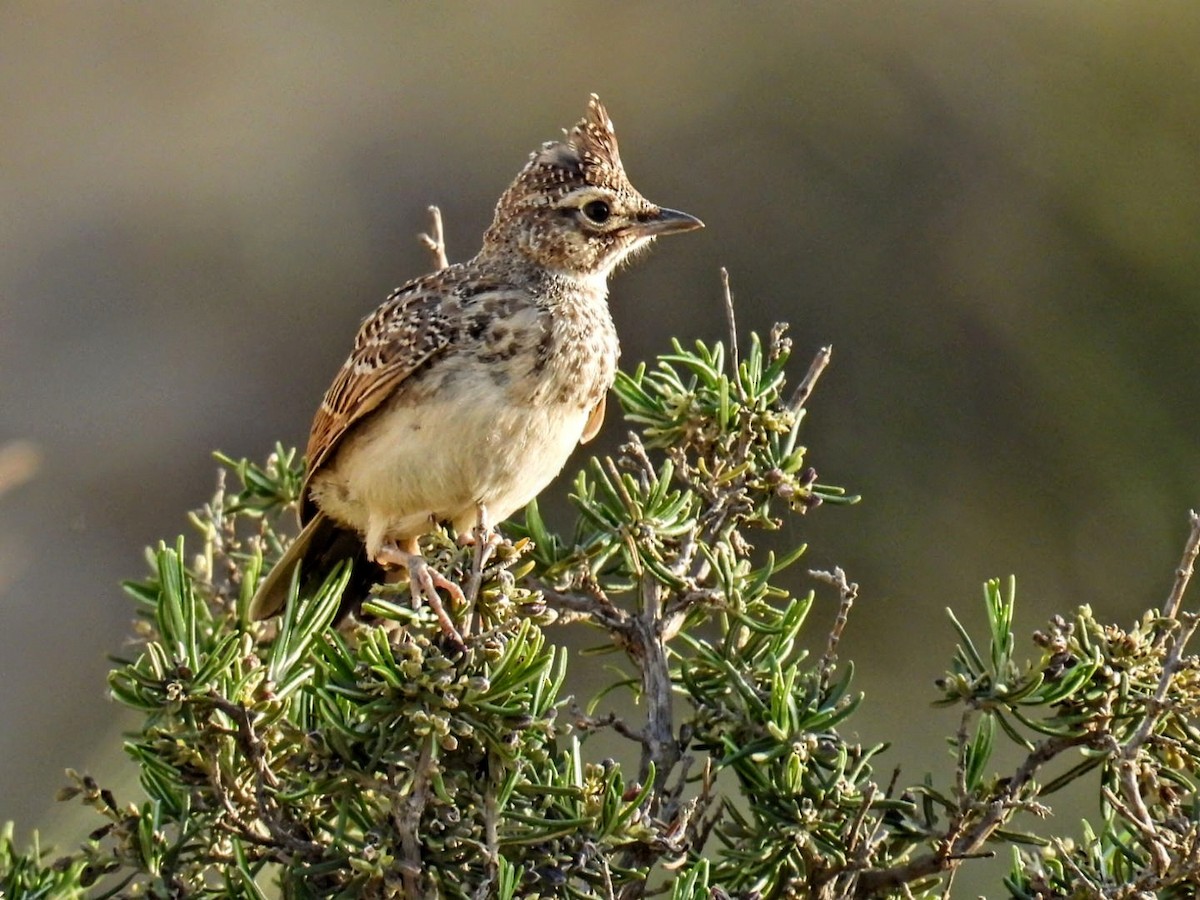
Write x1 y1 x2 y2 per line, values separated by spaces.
376 542 466 650
409 557 467 650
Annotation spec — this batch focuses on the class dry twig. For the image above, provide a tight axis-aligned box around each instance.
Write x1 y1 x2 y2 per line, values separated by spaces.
790 346 833 414
1163 509 1200 619
419 205 450 271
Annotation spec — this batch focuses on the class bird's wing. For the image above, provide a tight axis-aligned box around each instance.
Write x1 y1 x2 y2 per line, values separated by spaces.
581 395 606 443
302 278 456 516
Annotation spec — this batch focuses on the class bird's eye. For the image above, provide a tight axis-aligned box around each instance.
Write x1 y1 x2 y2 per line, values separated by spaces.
581 200 611 224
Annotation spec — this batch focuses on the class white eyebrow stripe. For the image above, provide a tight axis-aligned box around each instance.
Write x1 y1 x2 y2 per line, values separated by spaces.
556 186 616 206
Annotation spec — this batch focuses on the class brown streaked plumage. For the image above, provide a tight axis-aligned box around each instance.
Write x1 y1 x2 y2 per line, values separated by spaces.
249 95 703 639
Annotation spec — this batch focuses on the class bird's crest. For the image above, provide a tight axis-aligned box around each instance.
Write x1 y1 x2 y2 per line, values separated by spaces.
565 94 622 172
501 95 631 208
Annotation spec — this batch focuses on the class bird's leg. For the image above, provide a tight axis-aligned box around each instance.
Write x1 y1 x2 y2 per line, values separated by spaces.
375 537 465 649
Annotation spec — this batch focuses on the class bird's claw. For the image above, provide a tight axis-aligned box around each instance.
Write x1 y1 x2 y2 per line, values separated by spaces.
408 556 466 650
376 543 466 650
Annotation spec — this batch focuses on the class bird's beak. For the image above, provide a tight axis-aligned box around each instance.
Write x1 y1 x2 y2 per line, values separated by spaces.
629 206 705 238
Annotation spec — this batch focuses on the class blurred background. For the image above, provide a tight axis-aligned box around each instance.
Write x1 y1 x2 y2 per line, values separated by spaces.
3 2 1199 891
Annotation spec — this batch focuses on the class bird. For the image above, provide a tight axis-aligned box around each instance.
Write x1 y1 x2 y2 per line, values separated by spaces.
249 95 703 643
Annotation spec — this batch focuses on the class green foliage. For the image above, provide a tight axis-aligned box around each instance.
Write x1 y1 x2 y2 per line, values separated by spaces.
5 323 1200 898
0 822 89 899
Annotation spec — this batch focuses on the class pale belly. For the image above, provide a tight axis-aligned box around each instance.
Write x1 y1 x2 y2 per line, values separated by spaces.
309 381 591 558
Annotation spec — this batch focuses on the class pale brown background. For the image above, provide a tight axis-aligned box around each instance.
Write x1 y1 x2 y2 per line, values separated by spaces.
3 3 1199 892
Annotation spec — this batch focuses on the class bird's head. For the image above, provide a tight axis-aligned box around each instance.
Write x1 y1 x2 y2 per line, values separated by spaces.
481 95 703 279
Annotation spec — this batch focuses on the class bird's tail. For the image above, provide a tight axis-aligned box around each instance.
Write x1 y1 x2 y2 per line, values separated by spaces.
249 512 371 621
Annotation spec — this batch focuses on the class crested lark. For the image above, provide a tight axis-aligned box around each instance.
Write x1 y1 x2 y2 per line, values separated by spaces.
249 95 703 640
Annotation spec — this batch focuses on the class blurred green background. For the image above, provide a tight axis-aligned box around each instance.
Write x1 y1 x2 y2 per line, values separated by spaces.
2 2 1199 890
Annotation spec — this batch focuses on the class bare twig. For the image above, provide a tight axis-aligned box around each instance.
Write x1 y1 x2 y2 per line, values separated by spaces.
1101 781 1167 872
789 346 833 414
1129 614 1200 753
571 706 647 746
534 583 630 633
209 763 277 848
419 205 450 270
204 692 321 854
600 850 616 900
720 268 739 380
811 566 858 689
1105 605 1200 879
614 572 684 893
662 586 724 629
939 869 956 900
1055 844 1103 894
1163 510 1200 619
482 774 500 891
854 731 1095 896
844 782 879 862
634 574 681 793
396 737 436 898
461 503 497 636
620 432 657 490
